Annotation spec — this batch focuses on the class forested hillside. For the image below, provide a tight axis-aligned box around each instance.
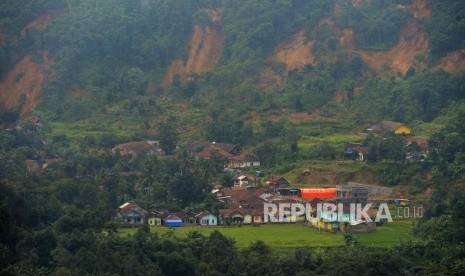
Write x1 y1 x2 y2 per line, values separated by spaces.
1 0 465 274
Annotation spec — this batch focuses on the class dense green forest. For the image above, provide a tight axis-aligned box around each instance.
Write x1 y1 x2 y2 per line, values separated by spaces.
1 0 465 274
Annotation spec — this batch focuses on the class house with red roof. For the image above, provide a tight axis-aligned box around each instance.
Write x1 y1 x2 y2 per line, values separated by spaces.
116 202 147 227
264 176 290 190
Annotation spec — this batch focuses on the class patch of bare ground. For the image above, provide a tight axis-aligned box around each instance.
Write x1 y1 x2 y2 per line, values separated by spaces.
162 60 185 89
185 25 224 73
271 31 315 72
340 28 354 50
256 67 284 89
434 49 465 74
399 0 430 19
351 0 370 7
289 111 324 123
337 0 430 76
247 111 261 122
356 21 428 75
299 169 338 186
21 10 67 35
331 92 349 104
162 9 224 90
0 51 51 116
335 167 380 186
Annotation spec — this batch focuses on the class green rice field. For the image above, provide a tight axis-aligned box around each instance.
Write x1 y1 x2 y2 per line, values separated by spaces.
119 220 417 249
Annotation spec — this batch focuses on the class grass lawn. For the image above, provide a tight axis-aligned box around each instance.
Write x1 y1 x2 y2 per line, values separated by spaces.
119 220 416 249
353 219 417 247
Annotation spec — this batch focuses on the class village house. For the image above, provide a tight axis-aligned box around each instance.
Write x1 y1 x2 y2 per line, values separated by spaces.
147 211 163 226
176 209 197 225
345 143 370 161
164 215 183 227
218 208 264 225
116 202 147 227
335 185 369 205
195 211 218 226
266 198 307 223
16 116 43 133
188 140 241 156
309 204 375 233
406 137 428 153
220 187 267 209
229 154 261 168
233 174 253 188
405 137 428 163
264 176 290 190
368 120 411 135
317 204 352 226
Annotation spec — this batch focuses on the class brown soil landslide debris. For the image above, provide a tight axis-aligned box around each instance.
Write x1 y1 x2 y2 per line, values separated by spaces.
184 25 224 73
434 49 465 74
0 51 51 116
399 0 430 18
162 9 224 90
21 10 67 35
272 31 315 71
358 21 428 75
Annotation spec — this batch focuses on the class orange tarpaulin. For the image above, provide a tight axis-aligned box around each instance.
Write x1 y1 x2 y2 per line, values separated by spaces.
301 188 336 199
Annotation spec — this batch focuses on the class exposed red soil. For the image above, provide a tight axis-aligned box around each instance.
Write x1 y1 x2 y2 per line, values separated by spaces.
434 49 465 74
21 10 67 35
351 0 370 7
331 92 349 104
335 0 431 76
162 59 185 89
289 112 323 123
256 67 284 89
0 51 51 116
272 31 315 71
185 25 224 73
162 9 224 90
399 0 430 18
357 21 428 75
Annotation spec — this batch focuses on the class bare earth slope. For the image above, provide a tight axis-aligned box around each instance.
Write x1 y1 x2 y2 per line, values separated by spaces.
0 51 51 116
272 31 315 71
162 9 224 90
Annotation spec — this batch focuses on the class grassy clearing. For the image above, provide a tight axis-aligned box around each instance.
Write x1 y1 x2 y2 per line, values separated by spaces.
298 133 365 149
354 219 417 247
119 220 416 249
281 160 370 186
47 97 204 146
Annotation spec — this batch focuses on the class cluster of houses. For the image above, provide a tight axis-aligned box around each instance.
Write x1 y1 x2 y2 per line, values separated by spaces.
109 140 262 169
115 177 385 233
345 120 428 162
115 202 219 227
